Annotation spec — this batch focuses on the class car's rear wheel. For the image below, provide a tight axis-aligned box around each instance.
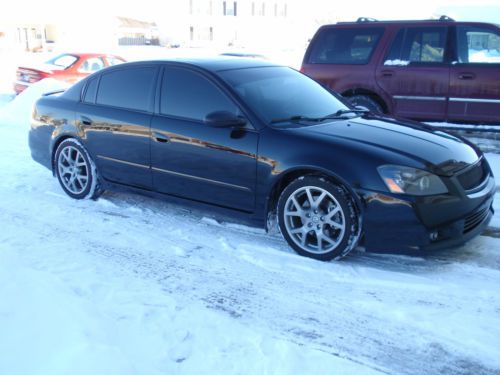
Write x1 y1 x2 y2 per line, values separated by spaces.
348 95 383 114
278 176 359 261
54 138 102 200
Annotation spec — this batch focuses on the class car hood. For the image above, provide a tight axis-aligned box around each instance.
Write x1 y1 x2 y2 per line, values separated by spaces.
300 117 481 176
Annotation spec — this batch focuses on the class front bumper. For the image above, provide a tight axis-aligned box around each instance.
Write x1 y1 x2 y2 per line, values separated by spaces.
358 175 495 253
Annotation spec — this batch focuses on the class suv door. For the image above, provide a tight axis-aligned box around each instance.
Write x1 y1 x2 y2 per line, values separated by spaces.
78 66 158 189
449 25 500 122
376 26 450 120
150 66 258 212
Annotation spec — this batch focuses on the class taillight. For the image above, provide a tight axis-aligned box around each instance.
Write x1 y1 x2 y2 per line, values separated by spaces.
29 72 42 83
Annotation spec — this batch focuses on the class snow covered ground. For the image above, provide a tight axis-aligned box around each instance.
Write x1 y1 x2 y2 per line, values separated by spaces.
1 61 500 375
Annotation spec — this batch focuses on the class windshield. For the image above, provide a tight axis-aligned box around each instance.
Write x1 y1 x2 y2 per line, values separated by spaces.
45 54 79 69
219 66 349 125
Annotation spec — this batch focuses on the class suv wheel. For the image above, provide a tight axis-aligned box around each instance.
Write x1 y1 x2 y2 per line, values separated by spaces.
278 176 359 261
348 95 383 114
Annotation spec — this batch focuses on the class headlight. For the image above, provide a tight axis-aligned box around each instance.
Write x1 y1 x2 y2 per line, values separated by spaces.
377 165 448 196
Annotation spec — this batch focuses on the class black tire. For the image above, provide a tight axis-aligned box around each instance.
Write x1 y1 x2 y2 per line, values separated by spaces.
54 138 102 200
348 95 384 114
277 176 359 261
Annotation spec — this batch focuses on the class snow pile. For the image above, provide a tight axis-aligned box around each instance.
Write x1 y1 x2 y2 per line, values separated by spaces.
383 59 410 66
0 78 70 128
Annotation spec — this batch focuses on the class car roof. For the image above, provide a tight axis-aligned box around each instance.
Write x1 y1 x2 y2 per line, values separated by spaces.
331 18 498 28
104 57 282 73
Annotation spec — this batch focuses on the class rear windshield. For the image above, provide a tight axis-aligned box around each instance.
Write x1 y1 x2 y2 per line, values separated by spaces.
307 27 384 64
45 54 79 69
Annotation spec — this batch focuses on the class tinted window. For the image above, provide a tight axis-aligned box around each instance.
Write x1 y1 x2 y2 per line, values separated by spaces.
220 67 348 124
308 27 384 64
394 27 447 63
161 67 238 121
96 67 156 112
457 26 500 63
385 29 405 63
83 77 98 103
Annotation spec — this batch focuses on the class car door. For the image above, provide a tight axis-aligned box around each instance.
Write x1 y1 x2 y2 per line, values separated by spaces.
448 24 500 122
77 65 158 189
376 26 450 120
150 65 258 212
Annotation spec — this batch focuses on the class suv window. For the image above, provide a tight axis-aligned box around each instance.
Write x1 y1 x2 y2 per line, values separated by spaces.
308 27 384 64
457 26 500 63
96 67 156 112
161 67 238 121
386 27 448 64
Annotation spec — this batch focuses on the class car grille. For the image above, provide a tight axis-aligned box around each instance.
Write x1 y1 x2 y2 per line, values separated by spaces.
463 206 489 234
457 159 487 191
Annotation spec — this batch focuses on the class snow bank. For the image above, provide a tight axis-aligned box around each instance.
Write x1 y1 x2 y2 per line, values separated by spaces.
0 78 70 128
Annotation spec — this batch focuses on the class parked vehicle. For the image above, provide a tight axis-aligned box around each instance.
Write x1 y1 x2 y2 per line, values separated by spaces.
302 16 500 123
29 58 495 260
14 53 125 94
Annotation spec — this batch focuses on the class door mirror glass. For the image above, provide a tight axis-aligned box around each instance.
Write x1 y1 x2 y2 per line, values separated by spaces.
205 111 247 128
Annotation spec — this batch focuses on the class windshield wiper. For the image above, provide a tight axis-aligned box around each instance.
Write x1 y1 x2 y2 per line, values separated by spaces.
270 109 369 125
270 115 320 124
334 108 369 115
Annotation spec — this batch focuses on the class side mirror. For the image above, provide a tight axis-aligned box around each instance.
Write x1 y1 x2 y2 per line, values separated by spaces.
205 111 247 128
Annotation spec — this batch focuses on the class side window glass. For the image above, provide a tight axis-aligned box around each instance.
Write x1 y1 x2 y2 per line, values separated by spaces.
79 57 106 73
384 29 406 65
161 67 239 121
107 57 125 66
96 67 156 112
83 77 98 103
308 27 384 64
400 27 447 63
457 26 500 64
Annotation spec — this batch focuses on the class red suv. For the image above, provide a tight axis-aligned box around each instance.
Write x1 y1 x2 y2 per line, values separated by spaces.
301 17 500 123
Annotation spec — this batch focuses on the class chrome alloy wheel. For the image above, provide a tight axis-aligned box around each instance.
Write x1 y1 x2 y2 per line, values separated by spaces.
283 186 346 254
57 145 89 195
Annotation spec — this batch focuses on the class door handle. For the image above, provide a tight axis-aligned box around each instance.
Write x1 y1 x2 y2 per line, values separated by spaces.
381 70 394 77
80 116 92 126
458 73 475 80
153 132 170 143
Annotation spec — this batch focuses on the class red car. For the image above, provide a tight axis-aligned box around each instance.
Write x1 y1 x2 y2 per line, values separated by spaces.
14 53 126 94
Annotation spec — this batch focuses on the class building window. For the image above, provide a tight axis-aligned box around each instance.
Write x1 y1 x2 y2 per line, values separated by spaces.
190 26 194 41
223 1 237 16
251 2 255 15
274 3 278 16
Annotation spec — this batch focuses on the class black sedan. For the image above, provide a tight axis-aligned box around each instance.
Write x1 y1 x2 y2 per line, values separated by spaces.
29 58 495 260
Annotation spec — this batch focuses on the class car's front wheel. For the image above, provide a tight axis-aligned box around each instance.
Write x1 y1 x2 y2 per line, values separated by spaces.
54 138 102 200
278 176 359 261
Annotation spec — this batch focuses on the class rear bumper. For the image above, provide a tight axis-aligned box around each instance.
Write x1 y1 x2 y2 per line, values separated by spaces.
358 175 495 253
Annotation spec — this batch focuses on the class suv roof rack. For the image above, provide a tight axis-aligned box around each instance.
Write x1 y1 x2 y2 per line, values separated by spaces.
337 15 456 25
356 17 378 23
438 15 455 21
